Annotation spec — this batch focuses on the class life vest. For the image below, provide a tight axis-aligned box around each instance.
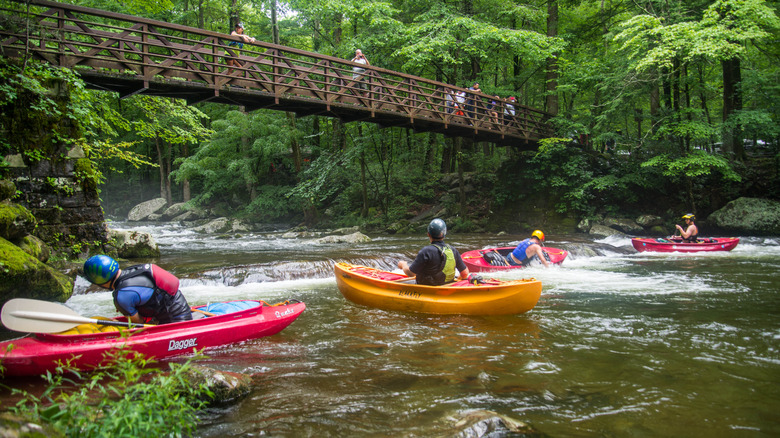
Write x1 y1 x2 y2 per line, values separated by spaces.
112 264 191 324
682 229 699 243
511 239 533 263
434 242 457 283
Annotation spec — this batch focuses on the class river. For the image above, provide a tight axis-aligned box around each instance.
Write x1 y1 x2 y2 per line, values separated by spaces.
4 222 780 436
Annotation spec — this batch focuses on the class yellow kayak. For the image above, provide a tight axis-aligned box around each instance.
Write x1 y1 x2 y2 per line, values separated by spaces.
334 262 542 315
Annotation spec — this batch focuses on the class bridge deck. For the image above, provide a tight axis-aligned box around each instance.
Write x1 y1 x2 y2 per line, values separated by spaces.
0 0 553 146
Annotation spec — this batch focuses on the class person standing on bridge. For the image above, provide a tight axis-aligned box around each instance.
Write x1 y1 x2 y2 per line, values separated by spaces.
504 96 516 125
226 23 256 75
351 49 370 97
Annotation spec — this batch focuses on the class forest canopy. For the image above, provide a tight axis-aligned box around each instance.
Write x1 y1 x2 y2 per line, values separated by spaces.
0 0 778 231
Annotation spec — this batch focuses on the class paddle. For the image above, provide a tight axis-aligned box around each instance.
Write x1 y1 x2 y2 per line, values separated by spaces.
1 298 153 334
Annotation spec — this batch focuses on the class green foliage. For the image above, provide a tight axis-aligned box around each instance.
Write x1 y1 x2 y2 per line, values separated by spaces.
10 350 211 437
641 150 741 181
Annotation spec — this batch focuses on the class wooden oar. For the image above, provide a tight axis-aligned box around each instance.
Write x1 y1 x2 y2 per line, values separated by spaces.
1 298 153 334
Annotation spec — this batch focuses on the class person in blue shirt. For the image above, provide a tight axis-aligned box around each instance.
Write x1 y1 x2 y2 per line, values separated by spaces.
505 230 551 267
398 218 470 285
83 255 192 324
226 23 256 74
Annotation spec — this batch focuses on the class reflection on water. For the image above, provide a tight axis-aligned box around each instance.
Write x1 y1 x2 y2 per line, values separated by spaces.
5 222 780 436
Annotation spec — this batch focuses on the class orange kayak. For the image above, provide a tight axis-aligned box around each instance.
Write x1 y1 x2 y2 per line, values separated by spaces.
334 262 542 315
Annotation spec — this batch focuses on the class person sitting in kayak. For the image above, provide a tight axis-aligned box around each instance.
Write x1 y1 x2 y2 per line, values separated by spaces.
675 213 699 243
397 218 470 286
505 230 551 267
83 255 193 325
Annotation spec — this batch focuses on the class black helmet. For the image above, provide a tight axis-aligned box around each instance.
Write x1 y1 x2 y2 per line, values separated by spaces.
427 218 447 239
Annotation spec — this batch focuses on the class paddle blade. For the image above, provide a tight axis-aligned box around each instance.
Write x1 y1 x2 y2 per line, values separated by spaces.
1 298 148 334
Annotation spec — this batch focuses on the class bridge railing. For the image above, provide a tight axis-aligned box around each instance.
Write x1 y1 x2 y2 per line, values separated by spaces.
0 0 553 142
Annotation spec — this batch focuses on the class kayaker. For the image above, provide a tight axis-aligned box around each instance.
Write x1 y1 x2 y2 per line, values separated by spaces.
505 230 551 267
397 218 470 285
83 255 193 324
675 213 699 243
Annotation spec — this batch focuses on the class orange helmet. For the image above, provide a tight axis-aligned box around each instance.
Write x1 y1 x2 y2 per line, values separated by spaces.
532 230 545 242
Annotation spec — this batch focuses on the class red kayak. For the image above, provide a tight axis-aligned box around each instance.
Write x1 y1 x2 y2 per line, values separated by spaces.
631 237 739 253
0 300 305 377
462 247 568 273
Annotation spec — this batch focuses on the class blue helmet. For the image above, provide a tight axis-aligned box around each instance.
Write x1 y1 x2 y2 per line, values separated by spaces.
427 218 447 239
83 255 119 285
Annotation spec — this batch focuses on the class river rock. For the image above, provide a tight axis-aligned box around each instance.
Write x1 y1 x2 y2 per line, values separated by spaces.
576 218 592 233
588 224 628 238
0 236 73 304
0 412 64 438
159 202 187 220
0 179 15 201
183 365 253 404
635 214 663 228
0 201 38 241
17 235 50 263
314 231 371 244
708 197 780 235
192 217 232 234
448 409 540 437
107 229 161 258
603 217 644 234
127 198 167 221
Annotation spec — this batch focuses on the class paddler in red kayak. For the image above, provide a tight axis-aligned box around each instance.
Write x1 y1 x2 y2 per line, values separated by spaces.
674 213 699 243
83 255 193 324
398 218 471 285
505 230 551 268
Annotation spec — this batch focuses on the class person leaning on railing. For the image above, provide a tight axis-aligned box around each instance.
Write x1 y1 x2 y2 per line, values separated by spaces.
226 23 256 74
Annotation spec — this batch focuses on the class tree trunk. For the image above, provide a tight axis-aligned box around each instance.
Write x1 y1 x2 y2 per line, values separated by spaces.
271 0 279 44
288 113 301 172
545 0 559 116
155 135 170 205
182 143 191 202
722 57 744 159
360 151 368 217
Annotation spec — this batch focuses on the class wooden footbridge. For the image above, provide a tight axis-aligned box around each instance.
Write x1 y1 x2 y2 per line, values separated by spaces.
0 0 553 146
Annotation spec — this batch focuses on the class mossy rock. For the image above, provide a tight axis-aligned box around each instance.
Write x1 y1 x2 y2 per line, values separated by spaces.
16 234 51 263
0 201 37 241
0 236 73 304
0 412 64 438
0 179 16 201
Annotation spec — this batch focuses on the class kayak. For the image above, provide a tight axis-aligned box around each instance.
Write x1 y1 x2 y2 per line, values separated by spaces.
334 262 542 315
0 300 305 377
631 237 740 252
462 247 568 272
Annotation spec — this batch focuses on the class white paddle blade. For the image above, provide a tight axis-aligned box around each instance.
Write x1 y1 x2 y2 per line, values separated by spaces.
1 298 150 333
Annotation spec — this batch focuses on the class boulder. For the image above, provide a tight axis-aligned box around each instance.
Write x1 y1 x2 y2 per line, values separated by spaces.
0 412 64 438
107 229 161 258
603 217 644 234
183 365 253 404
636 214 663 228
17 235 50 263
576 218 592 233
192 217 232 234
447 409 540 437
708 197 780 235
314 232 371 244
0 201 37 241
589 224 628 238
159 202 187 221
0 236 73 304
127 198 167 221
0 179 16 201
